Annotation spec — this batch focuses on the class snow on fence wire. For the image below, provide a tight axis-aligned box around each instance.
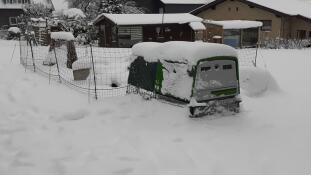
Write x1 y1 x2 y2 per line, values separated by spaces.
237 47 258 67
19 37 131 99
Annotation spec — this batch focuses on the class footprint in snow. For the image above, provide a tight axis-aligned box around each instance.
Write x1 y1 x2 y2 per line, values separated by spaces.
51 110 89 122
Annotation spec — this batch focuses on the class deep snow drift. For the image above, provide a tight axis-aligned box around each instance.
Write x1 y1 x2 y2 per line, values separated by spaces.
1 40 311 175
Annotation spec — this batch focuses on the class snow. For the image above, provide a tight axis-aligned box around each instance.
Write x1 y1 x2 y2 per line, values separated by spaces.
2 39 311 175
131 41 238 66
51 32 75 41
189 21 206 30
205 20 263 29
8 27 21 34
63 8 86 19
160 0 214 4
72 59 92 71
94 13 203 26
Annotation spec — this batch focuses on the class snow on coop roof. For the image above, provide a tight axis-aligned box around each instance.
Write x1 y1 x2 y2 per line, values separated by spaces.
189 21 206 30
51 32 75 41
0 1 24 9
160 0 214 4
94 13 204 26
192 0 311 20
204 20 263 29
132 41 238 65
0 0 54 9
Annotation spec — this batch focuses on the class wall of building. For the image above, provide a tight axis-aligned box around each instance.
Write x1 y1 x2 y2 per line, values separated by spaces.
0 9 24 28
196 0 283 39
164 4 202 13
289 17 311 39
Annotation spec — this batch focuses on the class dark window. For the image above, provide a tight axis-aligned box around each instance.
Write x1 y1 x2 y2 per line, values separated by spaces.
214 64 220 70
236 7 239 11
257 20 272 31
296 30 307 39
309 31 311 38
223 65 233 70
201 67 211 72
9 17 17 25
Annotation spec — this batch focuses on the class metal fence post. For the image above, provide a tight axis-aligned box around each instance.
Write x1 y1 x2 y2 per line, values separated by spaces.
53 46 62 83
254 43 259 67
89 44 98 100
28 39 36 72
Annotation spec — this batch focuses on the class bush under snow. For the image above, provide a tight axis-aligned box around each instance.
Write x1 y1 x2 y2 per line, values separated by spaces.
63 8 86 19
8 27 21 34
51 32 75 41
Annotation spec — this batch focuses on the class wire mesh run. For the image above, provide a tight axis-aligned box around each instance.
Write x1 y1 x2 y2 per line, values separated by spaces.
20 37 131 99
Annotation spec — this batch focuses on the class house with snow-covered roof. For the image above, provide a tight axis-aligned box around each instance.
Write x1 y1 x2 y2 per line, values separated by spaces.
93 13 206 48
0 0 54 28
191 0 311 40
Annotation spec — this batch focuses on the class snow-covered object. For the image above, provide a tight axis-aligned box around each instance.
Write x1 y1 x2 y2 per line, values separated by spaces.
205 20 263 29
63 8 86 19
8 27 21 34
189 21 206 30
51 32 75 41
131 41 238 66
94 13 203 26
161 61 194 100
72 59 92 71
161 0 214 4
240 67 279 96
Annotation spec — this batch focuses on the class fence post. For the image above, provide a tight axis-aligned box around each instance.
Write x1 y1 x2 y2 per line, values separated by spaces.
28 39 36 72
53 46 62 83
254 43 259 67
89 44 98 100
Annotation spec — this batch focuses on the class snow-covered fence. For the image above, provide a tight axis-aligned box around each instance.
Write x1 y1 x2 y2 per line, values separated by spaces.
260 38 311 49
19 37 131 99
237 47 258 67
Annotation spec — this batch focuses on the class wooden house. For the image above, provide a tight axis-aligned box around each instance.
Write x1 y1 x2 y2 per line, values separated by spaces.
0 0 54 29
191 0 311 40
93 13 206 48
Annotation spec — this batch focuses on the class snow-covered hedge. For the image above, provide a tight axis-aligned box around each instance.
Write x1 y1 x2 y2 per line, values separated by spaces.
261 38 311 49
63 8 86 19
51 32 75 41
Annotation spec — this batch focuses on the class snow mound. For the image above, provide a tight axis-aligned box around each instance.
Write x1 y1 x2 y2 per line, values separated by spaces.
8 27 21 34
51 32 75 41
240 67 279 96
63 8 86 19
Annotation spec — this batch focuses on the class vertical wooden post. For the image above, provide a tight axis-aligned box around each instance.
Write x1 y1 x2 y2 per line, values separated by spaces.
90 44 98 100
53 46 62 83
28 39 36 72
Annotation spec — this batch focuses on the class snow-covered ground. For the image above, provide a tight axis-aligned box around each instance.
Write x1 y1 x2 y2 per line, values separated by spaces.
1 40 311 175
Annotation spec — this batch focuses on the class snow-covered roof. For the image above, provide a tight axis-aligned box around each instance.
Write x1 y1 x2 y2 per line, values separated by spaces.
192 0 311 20
94 13 203 26
0 0 54 9
205 20 263 29
189 21 206 30
132 41 237 65
160 0 214 4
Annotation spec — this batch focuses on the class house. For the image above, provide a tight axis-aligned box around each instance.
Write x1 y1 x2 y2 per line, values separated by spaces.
134 0 213 13
0 0 54 29
203 20 262 48
93 13 206 48
191 0 311 40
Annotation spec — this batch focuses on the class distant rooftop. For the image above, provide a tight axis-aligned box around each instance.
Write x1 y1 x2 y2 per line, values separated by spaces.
160 0 214 5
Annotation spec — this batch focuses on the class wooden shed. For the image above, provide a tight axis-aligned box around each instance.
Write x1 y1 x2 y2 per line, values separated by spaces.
93 13 206 48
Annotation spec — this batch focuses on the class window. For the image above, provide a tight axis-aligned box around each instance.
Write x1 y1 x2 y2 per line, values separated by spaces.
223 65 233 70
9 17 17 25
296 30 307 39
201 66 211 72
236 7 239 11
309 31 311 38
257 20 272 31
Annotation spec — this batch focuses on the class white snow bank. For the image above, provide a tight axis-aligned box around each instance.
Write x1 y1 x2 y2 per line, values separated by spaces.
8 27 21 34
51 32 75 41
205 20 263 29
240 67 279 96
132 41 238 66
63 8 86 19
189 21 206 30
72 59 92 71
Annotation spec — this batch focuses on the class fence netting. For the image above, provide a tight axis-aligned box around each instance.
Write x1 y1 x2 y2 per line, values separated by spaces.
19 37 131 99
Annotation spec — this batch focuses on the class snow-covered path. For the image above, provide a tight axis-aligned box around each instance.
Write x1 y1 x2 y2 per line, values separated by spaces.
1 40 311 175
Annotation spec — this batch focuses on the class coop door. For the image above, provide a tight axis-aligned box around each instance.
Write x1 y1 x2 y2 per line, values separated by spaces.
194 59 238 101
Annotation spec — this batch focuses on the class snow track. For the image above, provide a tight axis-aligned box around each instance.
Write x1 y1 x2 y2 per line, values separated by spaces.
1 40 311 175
